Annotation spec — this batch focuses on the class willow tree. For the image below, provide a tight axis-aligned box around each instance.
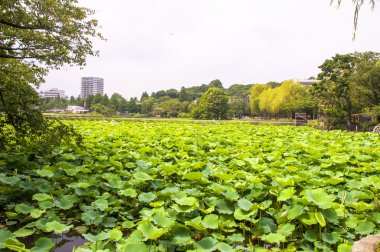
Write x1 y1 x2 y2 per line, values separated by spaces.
0 0 103 152
332 0 375 39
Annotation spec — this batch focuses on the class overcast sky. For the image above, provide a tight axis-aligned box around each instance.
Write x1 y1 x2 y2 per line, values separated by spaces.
41 0 380 99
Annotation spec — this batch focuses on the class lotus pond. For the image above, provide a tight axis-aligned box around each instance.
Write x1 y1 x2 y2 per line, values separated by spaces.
0 120 379 251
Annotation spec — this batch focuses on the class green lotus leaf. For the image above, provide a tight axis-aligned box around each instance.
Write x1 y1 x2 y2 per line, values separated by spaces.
118 188 138 198
122 220 135 229
138 192 156 203
32 193 53 202
261 233 286 244
137 221 168 241
4 238 26 251
303 229 317 242
14 203 33 214
183 172 204 181
337 244 352 252
106 177 124 189
13 228 34 237
45 221 73 234
234 208 257 220
275 177 294 187
152 213 175 228
355 220 375 235
287 204 304 220
92 199 109 211
258 200 272 210
252 218 276 234
133 172 152 181
214 173 235 182
277 187 295 201
217 242 235 252
185 216 204 230
103 217 117 228
216 200 234 214
38 200 54 210
109 229 123 241
31 237 54 252
277 223 295 237
372 212 380 224
300 212 318 225
315 212 326 227
222 188 240 201
171 226 192 245
304 189 335 209
117 242 150 252
69 182 92 189
56 195 78 210
36 169 55 178
174 196 198 206
0 230 15 249
237 198 253 211
0 175 21 185
322 232 340 244
203 214 219 229
193 237 218 251
171 204 195 213
226 233 244 243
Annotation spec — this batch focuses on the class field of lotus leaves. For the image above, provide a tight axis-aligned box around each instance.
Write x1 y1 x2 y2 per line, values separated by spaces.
0 120 379 251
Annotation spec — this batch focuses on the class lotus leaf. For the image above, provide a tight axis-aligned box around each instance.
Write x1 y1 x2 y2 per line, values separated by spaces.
237 198 253 211
203 214 219 229
31 237 54 252
137 221 168 240
45 221 72 234
3 238 26 251
304 189 335 209
193 237 218 251
261 233 286 244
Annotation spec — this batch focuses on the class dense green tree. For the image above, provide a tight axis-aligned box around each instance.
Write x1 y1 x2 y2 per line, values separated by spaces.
226 84 252 97
250 84 271 116
179 87 190 102
127 98 140 113
350 51 380 109
155 90 167 98
166 89 179 99
110 93 126 113
0 0 101 151
91 103 115 117
141 98 155 115
208 79 224 89
313 54 356 127
85 95 94 109
102 94 110 106
93 93 103 104
192 87 228 120
158 99 181 117
140 91 149 101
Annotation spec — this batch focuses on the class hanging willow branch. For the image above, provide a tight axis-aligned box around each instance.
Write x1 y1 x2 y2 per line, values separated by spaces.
331 0 375 39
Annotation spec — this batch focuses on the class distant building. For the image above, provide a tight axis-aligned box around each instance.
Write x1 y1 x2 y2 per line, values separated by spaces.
66 105 90 114
298 79 319 86
39 88 65 98
81 77 104 98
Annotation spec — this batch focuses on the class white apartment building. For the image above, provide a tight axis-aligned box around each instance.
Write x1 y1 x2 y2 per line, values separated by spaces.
81 77 104 98
39 88 65 98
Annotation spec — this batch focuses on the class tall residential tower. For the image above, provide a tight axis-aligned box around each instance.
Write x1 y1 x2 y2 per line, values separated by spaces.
81 77 104 98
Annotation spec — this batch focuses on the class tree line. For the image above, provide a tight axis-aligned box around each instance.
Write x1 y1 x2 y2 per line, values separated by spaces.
41 50 380 130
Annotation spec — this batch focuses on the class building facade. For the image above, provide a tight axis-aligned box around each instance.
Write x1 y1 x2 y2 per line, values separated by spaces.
39 88 65 98
81 77 104 98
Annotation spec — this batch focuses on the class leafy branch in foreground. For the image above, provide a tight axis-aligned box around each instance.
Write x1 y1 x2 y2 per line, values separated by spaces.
0 0 103 152
331 0 375 39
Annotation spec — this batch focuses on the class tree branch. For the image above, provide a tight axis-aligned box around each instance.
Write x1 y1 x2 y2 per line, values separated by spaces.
0 19 50 30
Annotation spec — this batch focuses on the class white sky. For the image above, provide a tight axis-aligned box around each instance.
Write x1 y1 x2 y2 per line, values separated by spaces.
41 0 380 99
